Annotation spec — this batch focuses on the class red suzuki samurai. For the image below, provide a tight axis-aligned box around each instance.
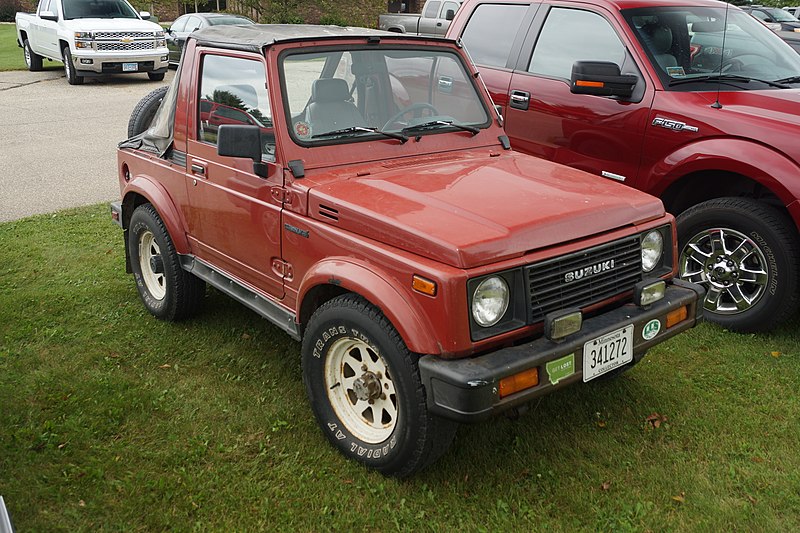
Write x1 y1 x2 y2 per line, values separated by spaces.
112 25 702 476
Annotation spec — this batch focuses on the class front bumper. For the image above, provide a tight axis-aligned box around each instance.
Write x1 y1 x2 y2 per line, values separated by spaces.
419 280 704 422
72 51 169 75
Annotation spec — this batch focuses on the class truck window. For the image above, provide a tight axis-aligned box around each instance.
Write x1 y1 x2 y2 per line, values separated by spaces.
38 0 53 14
460 4 528 68
529 8 625 80
424 1 442 18
442 1 460 19
62 0 139 20
198 54 274 157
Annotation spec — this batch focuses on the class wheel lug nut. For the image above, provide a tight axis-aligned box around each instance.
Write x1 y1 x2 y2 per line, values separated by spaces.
380 393 386 400
375 372 382 379
368 399 374 405
361 364 368 371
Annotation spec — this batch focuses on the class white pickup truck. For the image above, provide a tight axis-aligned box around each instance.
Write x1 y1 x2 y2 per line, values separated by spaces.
15 0 169 85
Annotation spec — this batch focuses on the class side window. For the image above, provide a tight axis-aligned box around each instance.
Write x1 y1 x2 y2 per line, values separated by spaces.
39 0 53 13
442 1 459 19
529 8 625 80
198 54 274 159
461 4 528 68
170 16 188 33
751 11 770 22
424 1 441 18
186 16 202 32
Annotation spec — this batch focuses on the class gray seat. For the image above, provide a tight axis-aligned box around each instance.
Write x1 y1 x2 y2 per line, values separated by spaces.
641 23 678 70
306 78 366 135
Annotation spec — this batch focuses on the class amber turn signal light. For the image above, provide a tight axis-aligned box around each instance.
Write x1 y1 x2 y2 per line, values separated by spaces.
575 80 604 88
412 275 437 296
666 305 688 328
498 368 539 399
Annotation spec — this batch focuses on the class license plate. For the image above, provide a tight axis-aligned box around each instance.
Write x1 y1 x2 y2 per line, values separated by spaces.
582 325 633 382
122 62 138 72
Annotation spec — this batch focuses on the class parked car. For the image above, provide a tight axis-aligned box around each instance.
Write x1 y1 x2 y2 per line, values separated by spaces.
15 0 169 85
166 12 254 66
448 0 800 332
114 24 702 476
743 5 800 31
784 7 800 18
378 0 462 35
777 29 800 53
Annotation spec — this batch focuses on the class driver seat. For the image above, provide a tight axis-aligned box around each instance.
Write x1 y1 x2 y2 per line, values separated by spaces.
641 23 678 70
306 78 366 134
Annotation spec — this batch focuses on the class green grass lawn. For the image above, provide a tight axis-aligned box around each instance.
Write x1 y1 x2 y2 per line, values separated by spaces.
1 204 799 531
0 23 62 72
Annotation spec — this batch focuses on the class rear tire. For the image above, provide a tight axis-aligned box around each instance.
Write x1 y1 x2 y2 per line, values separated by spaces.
62 46 83 85
148 72 165 81
677 197 799 332
302 294 457 477
127 85 168 138
128 204 205 321
23 39 43 71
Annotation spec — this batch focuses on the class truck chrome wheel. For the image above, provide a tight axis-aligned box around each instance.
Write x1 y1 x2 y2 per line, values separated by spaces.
324 336 397 444
679 227 768 315
137 229 167 301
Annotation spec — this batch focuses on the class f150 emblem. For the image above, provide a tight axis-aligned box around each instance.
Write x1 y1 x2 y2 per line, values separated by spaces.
564 260 615 283
652 117 699 133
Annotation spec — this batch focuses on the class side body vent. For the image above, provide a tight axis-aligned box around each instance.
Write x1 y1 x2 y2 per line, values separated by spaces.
319 204 339 222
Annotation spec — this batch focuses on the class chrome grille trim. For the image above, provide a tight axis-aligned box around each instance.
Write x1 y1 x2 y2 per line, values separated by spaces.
93 31 155 39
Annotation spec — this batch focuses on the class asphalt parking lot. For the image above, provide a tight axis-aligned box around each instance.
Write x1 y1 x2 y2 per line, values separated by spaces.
0 69 175 222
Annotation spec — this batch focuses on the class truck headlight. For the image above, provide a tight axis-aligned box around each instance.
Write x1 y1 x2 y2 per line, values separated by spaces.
156 39 166 47
74 32 92 39
155 30 166 38
641 230 664 273
472 276 509 327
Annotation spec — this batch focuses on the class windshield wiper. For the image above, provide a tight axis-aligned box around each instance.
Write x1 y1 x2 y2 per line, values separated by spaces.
668 74 790 89
774 75 800 84
311 126 407 143
401 120 480 136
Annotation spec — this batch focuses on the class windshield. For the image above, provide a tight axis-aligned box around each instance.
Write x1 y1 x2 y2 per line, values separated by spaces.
281 47 490 145
622 6 800 89
63 0 139 19
207 16 255 26
762 8 799 23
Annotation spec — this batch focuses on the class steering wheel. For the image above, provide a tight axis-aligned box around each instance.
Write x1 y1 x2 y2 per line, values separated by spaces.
383 103 439 130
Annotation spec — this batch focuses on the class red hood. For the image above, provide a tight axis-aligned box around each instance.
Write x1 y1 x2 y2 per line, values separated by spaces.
308 152 664 268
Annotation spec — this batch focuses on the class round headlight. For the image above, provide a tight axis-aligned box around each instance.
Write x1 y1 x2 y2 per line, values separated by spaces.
641 230 664 272
472 276 509 327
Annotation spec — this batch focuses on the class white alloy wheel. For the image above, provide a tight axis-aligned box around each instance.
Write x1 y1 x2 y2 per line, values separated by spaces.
138 229 166 300
324 336 398 443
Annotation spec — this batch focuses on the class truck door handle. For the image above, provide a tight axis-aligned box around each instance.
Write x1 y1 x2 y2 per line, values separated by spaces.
510 90 530 111
191 162 206 176
437 22 442 26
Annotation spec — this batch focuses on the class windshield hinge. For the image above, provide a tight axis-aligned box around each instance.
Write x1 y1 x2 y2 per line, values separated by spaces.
271 258 293 280
271 186 291 204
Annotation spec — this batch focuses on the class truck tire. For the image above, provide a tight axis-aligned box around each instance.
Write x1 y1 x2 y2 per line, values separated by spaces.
23 39 43 71
127 85 168 138
302 294 457 477
677 197 799 332
61 46 83 85
128 204 205 321
148 72 165 81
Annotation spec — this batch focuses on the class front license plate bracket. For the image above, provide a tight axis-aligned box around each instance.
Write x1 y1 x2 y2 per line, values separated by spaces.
582 325 633 382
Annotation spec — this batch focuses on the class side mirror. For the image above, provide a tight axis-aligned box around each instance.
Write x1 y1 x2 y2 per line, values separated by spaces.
39 10 58 21
570 61 637 98
445 9 455 21
139 11 151 20
217 125 269 178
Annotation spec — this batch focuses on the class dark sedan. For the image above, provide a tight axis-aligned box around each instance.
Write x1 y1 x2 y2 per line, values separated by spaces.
742 6 800 32
166 13 255 66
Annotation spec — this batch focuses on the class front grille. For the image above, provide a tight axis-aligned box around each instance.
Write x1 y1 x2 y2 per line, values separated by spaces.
526 236 642 323
94 31 154 39
96 41 156 51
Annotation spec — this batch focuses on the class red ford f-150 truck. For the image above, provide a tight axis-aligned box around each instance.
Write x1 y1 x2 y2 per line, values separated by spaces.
448 0 800 332
113 24 702 475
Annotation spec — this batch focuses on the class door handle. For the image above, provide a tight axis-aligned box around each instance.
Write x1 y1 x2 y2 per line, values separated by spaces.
510 90 530 111
191 162 206 176
437 22 442 26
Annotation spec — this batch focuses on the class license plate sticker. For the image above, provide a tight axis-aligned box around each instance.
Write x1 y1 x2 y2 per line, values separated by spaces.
583 325 633 382
122 62 138 72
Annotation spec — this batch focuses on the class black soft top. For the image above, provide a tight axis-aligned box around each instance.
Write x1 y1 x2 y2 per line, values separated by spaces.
190 24 409 53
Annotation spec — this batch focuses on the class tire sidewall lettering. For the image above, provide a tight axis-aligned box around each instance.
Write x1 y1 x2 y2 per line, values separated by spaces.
748 230 779 296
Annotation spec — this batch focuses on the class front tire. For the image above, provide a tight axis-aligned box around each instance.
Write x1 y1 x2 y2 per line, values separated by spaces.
23 39 43 71
302 294 457 477
128 204 205 321
677 197 799 332
148 72 165 81
61 46 83 85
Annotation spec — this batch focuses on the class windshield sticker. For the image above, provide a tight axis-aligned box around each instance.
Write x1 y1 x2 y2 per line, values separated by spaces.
666 66 686 78
294 121 311 139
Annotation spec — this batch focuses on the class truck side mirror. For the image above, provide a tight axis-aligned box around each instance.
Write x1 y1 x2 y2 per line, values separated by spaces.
217 125 269 178
570 61 637 99
39 10 58 21
445 9 456 21
139 11 152 20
